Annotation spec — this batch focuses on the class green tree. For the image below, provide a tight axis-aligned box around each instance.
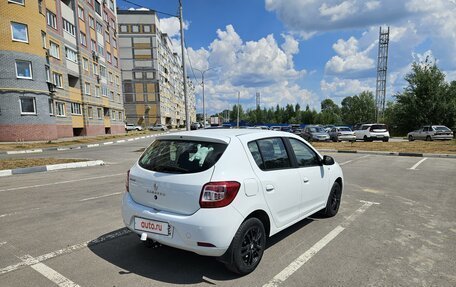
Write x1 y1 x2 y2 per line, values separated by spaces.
341 91 376 125
391 61 454 133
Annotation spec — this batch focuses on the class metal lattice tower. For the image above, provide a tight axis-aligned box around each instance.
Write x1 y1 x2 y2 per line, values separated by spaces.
256 92 261 108
375 26 390 122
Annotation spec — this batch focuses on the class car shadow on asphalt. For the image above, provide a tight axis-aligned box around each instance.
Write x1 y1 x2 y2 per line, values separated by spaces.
88 219 315 284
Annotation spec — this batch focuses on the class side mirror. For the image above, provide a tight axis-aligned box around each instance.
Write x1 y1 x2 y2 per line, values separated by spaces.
322 155 335 165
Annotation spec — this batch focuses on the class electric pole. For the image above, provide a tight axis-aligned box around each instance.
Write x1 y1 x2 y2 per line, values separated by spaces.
179 0 190 130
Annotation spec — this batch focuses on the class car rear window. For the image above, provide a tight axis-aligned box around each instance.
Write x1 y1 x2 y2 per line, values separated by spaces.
433 126 450 131
339 127 351 131
371 125 387 130
139 140 227 174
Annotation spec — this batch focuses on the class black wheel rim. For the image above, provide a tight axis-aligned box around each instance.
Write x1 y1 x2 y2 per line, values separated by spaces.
330 186 341 211
240 226 263 267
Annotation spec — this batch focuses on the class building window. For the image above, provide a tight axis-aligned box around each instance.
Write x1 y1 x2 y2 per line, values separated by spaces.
105 31 110 43
91 39 97 51
97 107 103 119
9 0 25 5
94 0 101 15
80 32 87 46
55 101 65 116
89 16 94 28
113 56 118 67
110 91 114 100
143 25 150 33
15 60 32 79
11 22 28 43
84 82 91 95
41 31 47 48
65 47 78 63
101 85 108 97
132 25 139 33
88 106 93 118
108 72 113 82
94 85 100 97
92 63 98 75
38 0 43 13
103 12 108 23
46 10 57 29
96 21 103 33
109 0 114 11
112 38 117 48
49 42 60 59
45 66 51 82
111 110 116 120
99 65 106 77
20 97 36 115
118 111 122 120
97 44 104 55
82 57 89 70
49 99 54 115
52 72 63 88
106 52 111 63
63 19 76 36
78 6 84 20
71 103 82 115
120 25 127 33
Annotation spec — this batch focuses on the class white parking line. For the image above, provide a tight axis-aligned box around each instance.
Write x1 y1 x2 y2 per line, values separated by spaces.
0 173 124 193
79 192 122 202
263 200 378 287
0 207 42 219
20 254 80 287
0 228 131 275
340 155 370 166
409 158 428 170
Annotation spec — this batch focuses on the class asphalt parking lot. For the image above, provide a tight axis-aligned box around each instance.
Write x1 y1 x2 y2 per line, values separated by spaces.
0 137 455 287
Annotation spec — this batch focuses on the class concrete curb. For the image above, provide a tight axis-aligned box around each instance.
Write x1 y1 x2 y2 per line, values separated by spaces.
318 149 456 159
0 160 105 177
0 132 169 155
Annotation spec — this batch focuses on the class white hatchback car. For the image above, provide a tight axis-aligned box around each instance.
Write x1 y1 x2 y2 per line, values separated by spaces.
122 129 344 274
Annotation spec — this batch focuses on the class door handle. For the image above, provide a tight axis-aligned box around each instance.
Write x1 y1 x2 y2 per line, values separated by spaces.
265 185 275 192
303 177 310 183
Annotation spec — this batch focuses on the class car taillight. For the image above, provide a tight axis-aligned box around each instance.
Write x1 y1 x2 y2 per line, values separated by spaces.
337 132 342 136
126 170 130 192
199 181 241 208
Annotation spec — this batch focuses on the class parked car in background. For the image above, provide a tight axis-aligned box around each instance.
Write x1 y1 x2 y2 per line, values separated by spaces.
300 125 330 142
269 126 282 131
280 126 291 132
222 123 232 129
407 125 454 141
125 124 143 132
122 129 343 274
149 124 168 131
354 124 390 142
191 122 201 130
254 125 269 130
328 126 356 142
323 125 336 133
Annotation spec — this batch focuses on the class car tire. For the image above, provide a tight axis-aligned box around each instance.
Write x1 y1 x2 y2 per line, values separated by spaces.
382 138 389 142
408 135 414 141
426 135 432 141
332 137 337 142
321 182 342 218
223 217 266 275
363 136 369 142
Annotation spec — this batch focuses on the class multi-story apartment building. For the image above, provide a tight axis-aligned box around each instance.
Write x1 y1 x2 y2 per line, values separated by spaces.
117 9 196 128
0 0 124 141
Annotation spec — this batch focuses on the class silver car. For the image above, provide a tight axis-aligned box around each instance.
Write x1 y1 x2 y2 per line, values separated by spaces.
329 126 356 142
300 126 330 142
407 125 453 141
149 124 168 131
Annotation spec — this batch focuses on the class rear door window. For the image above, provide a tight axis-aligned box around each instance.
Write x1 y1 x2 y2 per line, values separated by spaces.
255 138 291 170
289 138 320 167
139 140 227 173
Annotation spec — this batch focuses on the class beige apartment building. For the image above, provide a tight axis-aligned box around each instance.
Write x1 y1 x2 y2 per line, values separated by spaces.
117 9 196 128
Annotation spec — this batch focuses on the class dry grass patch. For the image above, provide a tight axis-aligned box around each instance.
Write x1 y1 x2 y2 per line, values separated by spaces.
0 158 86 170
0 130 159 152
312 140 456 154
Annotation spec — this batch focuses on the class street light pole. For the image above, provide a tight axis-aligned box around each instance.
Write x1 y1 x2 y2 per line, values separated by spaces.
237 91 240 128
179 0 190 131
194 67 216 128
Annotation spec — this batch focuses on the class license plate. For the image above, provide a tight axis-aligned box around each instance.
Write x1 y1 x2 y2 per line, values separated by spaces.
134 217 170 236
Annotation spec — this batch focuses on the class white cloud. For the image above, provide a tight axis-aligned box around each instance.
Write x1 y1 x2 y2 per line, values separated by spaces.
159 17 189 38
319 1 357 22
186 25 311 113
325 37 376 74
320 77 375 98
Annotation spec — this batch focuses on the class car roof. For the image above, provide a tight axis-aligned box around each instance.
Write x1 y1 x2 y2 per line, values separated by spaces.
156 129 291 143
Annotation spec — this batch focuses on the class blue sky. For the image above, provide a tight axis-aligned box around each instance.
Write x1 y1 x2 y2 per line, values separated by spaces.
117 0 456 115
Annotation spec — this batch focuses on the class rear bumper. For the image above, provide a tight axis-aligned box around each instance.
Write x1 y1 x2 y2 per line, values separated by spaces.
122 192 243 257
338 135 356 141
432 135 453 140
